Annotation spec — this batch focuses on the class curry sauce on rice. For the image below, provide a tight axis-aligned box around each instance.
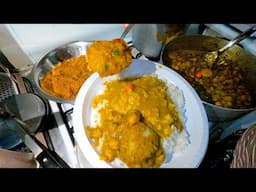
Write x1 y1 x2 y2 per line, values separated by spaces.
86 75 187 168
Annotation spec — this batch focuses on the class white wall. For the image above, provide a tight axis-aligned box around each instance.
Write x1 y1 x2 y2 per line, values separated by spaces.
0 24 129 68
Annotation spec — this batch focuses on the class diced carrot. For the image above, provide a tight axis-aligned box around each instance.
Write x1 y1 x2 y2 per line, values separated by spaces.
195 71 202 79
125 83 135 92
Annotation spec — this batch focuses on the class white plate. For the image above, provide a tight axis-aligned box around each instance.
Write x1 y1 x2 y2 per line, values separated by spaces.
73 59 209 168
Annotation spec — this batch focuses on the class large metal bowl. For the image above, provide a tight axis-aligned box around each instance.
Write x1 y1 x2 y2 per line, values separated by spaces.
161 35 256 122
32 41 92 104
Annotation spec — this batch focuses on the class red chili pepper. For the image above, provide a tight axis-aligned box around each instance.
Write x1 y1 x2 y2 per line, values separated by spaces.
195 71 202 79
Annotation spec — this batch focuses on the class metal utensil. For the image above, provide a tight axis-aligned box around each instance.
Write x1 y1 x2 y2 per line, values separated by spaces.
120 24 134 39
0 102 70 168
205 25 256 68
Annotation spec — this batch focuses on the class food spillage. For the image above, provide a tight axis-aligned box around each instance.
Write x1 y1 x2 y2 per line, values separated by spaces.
87 38 132 77
167 50 254 109
86 76 184 168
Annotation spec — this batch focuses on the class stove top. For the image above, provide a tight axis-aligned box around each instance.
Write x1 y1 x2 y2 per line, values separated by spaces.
9 24 256 168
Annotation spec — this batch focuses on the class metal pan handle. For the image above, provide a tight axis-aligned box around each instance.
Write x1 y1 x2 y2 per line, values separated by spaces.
33 137 70 168
13 116 71 168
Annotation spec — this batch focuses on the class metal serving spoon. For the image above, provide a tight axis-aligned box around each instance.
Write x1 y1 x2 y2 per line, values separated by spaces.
205 25 256 69
120 24 134 39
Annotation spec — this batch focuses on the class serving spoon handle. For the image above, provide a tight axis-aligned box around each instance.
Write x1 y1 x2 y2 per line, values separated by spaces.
207 25 256 69
218 25 256 54
120 24 134 39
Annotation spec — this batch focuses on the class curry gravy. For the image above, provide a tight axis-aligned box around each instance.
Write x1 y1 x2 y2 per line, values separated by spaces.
86 76 183 168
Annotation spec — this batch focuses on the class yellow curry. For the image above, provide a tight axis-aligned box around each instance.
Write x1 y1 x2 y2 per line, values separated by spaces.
87 39 132 77
86 76 183 168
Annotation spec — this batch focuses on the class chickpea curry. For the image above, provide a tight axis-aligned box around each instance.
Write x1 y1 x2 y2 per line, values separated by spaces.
166 50 254 109
86 76 183 168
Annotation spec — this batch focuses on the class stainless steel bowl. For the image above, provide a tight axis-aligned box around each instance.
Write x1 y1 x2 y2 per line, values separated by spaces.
32 41 92 104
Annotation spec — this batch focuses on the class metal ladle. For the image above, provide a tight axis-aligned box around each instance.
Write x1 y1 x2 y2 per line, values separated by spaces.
205 25 256 69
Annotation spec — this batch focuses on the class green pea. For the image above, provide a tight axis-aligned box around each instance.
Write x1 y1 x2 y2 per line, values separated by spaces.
112 48 121 56
103 64 109 71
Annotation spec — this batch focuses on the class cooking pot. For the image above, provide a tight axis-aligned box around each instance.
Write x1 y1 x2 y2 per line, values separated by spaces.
132 24 189 60
161 35 256 122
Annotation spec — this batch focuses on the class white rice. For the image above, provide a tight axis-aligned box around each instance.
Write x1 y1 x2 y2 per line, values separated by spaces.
160 78 190 165
161 126 190 165
90 100 107 128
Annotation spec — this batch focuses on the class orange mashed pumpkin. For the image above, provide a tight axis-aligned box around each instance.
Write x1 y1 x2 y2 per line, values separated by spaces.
40 55 93 100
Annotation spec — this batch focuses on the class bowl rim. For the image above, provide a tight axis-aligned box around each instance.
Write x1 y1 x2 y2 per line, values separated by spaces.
31 40 93 104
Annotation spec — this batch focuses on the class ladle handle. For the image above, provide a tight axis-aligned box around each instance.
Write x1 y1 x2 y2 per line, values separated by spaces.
120 24 134 39
219 25 256 53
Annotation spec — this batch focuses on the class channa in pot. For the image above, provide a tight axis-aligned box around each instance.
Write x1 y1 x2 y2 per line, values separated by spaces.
161 35 256 122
